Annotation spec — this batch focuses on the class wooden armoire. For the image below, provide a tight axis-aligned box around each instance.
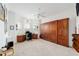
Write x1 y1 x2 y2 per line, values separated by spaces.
40 18 69 47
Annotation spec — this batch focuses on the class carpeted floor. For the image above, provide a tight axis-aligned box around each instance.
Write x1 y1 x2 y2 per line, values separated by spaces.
14 39 79 56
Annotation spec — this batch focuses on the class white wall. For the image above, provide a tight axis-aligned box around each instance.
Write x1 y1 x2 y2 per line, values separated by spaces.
15 14 40 35
7 11 16 43
76 16 79 34
15 14 25 35
41 6 76 47
0 20 6 49
7 11 40 43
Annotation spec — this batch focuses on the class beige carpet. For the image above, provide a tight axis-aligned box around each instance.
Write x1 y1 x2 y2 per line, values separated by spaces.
14 39 79 56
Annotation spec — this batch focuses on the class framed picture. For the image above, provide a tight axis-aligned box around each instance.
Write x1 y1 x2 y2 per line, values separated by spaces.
10 25 14 30
0 3 5 21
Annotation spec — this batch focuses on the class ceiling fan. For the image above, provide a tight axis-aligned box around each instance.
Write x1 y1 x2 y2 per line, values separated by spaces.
35 8 49 19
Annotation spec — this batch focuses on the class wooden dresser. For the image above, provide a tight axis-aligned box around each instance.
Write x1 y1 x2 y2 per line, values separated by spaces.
17 35 26 42
17 34 38 42
32 34 38 39
72 34 79 52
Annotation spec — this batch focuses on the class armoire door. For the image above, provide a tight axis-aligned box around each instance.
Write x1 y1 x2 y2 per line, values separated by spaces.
40 21 57 43
57 18 69 47
40 23 50 40
49 21 57 43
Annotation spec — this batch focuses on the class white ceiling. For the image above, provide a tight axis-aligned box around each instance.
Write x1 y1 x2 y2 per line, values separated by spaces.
5 3 76 18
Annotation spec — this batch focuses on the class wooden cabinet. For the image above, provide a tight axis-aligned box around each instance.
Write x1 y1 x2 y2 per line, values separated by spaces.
17 35 26 42
72 34 79 52
57 19 69 47
40 20 57 43
32 34 38 39
17 34 38 42
49 21 57 43
40 18 69 47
